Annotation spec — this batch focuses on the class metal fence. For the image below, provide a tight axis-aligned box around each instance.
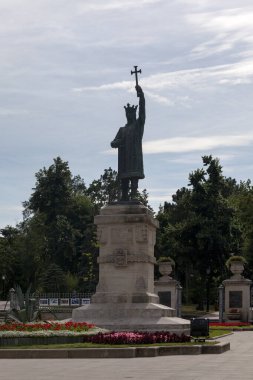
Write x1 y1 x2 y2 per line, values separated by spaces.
36 293 94 308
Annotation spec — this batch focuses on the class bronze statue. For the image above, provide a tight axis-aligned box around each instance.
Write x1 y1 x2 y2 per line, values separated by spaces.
111 66 145 201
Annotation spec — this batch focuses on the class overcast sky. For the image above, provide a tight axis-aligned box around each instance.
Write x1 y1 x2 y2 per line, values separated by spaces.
1 0 253 229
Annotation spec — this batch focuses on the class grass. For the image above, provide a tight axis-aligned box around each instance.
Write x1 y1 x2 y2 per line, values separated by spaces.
209 328 232 338
211 326 253 331
0 341 219 349
181 304 216 318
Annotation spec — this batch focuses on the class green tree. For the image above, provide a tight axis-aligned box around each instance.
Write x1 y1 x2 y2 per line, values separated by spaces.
228 180 253 275
86 167 151 213
86 167 119 212
156 156 241 307
40 263 66 292
22 157 95 289
1 160 151 294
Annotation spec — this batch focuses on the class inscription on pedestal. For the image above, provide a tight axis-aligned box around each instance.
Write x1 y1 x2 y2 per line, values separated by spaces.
158 291 171 307
136 225 148 242
229 291 242 308
111 227 133 243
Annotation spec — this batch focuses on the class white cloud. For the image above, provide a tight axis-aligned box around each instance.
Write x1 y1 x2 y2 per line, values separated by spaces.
188 8 253 58
142 60 253 89
145 91 174 106
146 187 178 209
198 9 253 32
73 59 253 97
78 0 162 12
143 134 253 154
105 134 253 155
0 108 29 116
170 154 234 164
148 194 173 202
73 81 131 92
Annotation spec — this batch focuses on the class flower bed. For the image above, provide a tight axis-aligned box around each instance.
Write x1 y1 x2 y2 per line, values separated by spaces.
0 322 102 346
0 322 97 338
83 331 191 345
209 322 250 327
0 321 94 333
0 323 191 346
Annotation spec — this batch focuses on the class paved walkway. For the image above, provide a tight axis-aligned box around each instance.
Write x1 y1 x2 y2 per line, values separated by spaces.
0 332 252 380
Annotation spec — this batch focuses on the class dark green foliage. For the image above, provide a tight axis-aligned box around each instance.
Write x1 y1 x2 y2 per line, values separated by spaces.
39 264 66 292
86 167 151 213
86 167 119 211
2 153 253 305
156 155 242 306
22 157 96 289
228 180 253 277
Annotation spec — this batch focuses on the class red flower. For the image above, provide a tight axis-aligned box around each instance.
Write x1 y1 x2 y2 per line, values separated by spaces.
83 331 191 344
0 321 95 332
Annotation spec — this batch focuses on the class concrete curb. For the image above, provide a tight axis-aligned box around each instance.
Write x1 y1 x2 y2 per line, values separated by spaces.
0 342 230 358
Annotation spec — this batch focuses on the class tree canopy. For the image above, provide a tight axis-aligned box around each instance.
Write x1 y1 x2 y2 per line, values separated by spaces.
0 155 252 306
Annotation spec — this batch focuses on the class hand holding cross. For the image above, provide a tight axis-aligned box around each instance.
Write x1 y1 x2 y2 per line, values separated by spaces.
131 65 142 87
131 65 142 97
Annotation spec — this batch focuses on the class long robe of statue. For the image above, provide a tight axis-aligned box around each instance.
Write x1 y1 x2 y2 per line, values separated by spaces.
111 85 145 200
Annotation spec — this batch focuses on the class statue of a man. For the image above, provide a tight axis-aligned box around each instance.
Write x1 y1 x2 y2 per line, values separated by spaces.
111 85 145 201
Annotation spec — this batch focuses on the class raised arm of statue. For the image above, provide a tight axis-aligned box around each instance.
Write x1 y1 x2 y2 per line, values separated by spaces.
136 85 145 125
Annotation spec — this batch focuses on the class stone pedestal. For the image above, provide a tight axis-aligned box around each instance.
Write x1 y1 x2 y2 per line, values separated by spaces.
72 203 189 333
155 274 181 317
223 271 252 322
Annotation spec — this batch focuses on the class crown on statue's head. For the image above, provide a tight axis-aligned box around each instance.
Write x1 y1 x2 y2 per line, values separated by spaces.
124 103 138 116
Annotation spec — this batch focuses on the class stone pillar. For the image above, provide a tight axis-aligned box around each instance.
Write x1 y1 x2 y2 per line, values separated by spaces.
222 261 252 322
154 260 182 317
154 279 180 315
93 204 159 304
72 203 190 333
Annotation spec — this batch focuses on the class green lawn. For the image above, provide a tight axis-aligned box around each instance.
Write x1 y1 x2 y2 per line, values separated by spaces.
209 328 232 338
0 341 220 349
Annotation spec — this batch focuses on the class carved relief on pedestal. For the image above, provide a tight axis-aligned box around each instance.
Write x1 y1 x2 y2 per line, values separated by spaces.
113 249 128 267
98 252 156 265
111 227 133 243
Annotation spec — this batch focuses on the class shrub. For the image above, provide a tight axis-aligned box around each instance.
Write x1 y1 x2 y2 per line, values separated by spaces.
83 331 190 344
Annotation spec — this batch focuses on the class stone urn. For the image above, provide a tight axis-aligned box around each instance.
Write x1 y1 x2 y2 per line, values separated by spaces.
226 256 246 279
157 257 175 281
230 261 244 278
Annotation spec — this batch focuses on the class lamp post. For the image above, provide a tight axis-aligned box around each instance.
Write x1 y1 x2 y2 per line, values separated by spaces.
206 267 211 312
2 275 6 300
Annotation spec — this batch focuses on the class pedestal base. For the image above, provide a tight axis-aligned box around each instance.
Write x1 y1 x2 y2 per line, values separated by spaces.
73 203 190 334
72 303 190 333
